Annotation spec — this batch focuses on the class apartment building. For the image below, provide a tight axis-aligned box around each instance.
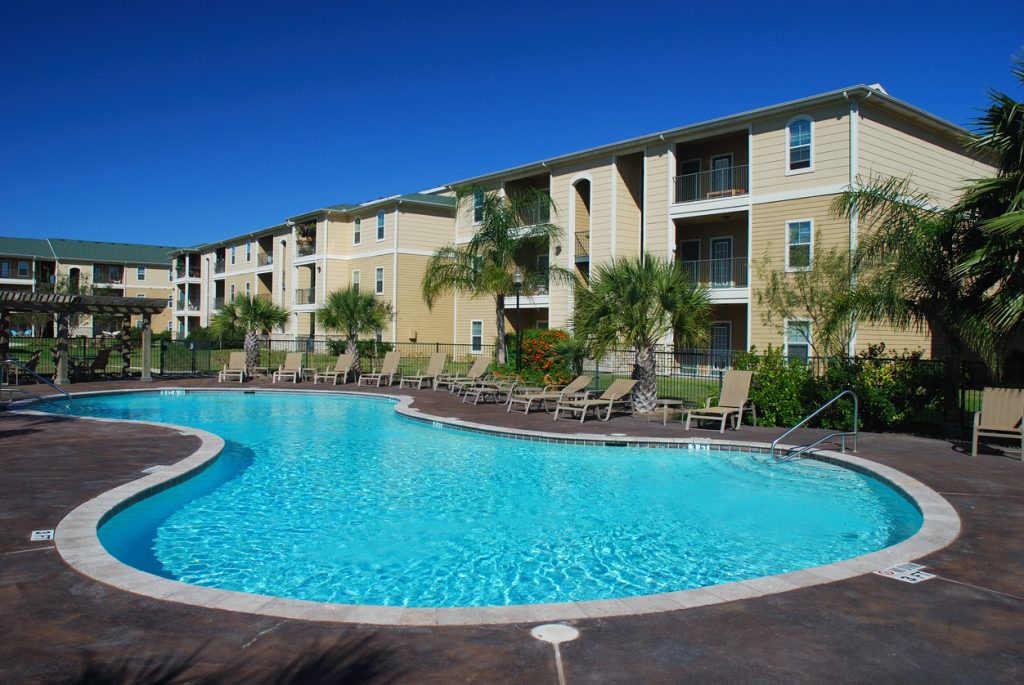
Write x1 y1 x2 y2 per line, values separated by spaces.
0 236 178 335
168 84 989 358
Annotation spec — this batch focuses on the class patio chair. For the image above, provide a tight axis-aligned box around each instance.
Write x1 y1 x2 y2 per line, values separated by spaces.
218 351 247 383
72 347 112 381
271 352 304 384
313 353 355 385
399 352 447 390
684 369 754 433
462 377 519 405
971 387 1024 459
436 356 490 394
357 351 401 387
10 350 41 384
506 374 593 414
554 378 637 423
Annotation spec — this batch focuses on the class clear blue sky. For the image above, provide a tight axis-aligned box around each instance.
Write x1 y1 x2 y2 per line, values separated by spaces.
2 0 1021 247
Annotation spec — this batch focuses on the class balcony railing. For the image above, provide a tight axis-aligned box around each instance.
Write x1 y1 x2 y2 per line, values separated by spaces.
0 269 32 280
575 231 589 260
673 165 749 204
296 242 316 257
296 288 316 305
257 252 273 267
214 259 225 274
679 256 749 288
92 273 123 285
177 300 201 312
517 200 550 227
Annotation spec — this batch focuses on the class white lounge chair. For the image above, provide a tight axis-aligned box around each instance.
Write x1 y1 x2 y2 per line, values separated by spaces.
357 351 401 387
314 353 355 385
400 353 447 390
507 374 593 414
218 351 246 383
436 356 490 394
972 387 1024 459
272 352 304 384
684 370 755 433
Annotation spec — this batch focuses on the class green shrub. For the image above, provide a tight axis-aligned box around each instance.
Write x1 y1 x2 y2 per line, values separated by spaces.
733 346 812 426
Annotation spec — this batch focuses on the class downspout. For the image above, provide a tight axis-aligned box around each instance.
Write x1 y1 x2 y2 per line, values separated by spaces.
392 202 400 344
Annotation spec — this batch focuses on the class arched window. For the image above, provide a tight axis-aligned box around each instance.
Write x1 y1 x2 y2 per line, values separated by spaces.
786 116 813 173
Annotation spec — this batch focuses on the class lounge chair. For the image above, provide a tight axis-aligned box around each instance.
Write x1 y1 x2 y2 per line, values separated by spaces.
399 352 447 390
554 378 637 423
218 351 247 383
684 369 755 433
272 352 304 384
971 387 1024 459
357 351 401 387
10 350 41 384
462 377 519 405
313 353 355 385
436 356 490 394
72 347 112 381
506 374 593 414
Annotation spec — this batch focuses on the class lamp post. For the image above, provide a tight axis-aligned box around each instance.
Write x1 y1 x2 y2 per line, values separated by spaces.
512 267 523 373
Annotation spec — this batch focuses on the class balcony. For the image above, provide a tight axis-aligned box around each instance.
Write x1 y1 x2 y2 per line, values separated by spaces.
296 242 316 258
257 252 273 267
679 256 749 303
213 297 225 310
92 273 123 285
0 267 32 281
574 231 589 262
214 259 225 274
516 200 550 228
177 299 201 312
296 288 316 305
672 165 749 213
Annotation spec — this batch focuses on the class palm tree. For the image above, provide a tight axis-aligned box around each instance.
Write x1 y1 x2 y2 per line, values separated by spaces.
422 186 574 364
572 255 711 413
208 295 290 376
315 287 392 377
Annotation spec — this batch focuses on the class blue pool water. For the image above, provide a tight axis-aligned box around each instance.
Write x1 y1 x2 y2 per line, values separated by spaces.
40 391 922 607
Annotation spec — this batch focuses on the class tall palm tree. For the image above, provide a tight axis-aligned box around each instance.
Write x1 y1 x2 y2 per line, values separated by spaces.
572 255 711 413
208 295 290 376
315 287 391 377
422 186 574 364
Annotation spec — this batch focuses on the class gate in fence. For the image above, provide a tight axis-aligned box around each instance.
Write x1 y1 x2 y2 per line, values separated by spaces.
158 340 212 376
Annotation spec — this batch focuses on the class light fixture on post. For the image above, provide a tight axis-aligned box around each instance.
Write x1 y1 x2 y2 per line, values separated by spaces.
512 267 523 373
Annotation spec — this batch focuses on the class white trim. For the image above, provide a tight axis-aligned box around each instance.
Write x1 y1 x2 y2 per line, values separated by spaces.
374 266 384 295
751 183 848 205
610 155 618 260
708 236 734 287
641 146 648 257
470 319 483 353
784 218 814 272
784 115 814 176
667 143 676 261
711 320 733 367
392 208 399 344
849 97 860 356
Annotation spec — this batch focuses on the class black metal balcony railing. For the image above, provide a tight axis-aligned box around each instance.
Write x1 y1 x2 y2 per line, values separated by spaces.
257 252 273 267
673 165 749 204
679 256 749 288
296 242 316 257
575 231 589 260
296 288 316 305
214 259 225 274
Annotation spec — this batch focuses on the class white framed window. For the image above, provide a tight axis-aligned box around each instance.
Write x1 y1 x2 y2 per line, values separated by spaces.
246 241 251 262
473 190 484 224
229 284 235 300
375 267 384 294
167 321 173 332
786 116 813 173
353 217 361 245
136 266 145 280
230 245 236 265
245 282 251 298
785 319 811 361
109 266 121 282
167 296 173 308
352 269 360 293
785 219 813 271
536 320 549 331
470 320 483 353
168 268 173 281
0 262 9 278
17 260 29 277
376 211 385 241
375 328 383 343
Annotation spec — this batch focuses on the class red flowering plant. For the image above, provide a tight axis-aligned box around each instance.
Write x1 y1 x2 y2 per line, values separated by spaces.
502 329 574 385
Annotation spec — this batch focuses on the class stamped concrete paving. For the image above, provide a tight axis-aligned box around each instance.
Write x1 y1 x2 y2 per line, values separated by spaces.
1 377 1021 684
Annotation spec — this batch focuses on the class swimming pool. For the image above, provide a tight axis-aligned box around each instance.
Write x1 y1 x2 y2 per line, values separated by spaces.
41 390 923 609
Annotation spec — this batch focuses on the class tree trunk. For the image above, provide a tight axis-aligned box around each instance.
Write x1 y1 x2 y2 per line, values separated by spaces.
632 344 658 413
494 294 506 365
943 343 962 425
244 330 260 376
347 334 361 377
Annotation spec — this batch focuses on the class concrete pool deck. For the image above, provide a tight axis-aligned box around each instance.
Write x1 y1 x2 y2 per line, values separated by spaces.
1 377 1022 683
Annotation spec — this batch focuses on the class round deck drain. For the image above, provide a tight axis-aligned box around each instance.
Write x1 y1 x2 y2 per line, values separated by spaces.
530 623 580 644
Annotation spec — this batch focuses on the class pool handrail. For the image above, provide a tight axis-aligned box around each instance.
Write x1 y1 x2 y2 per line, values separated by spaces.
770 389 858 461
1 358 72 405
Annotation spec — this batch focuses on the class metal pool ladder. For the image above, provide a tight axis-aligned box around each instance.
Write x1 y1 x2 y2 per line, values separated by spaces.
770 389 858 461
1 359 73 406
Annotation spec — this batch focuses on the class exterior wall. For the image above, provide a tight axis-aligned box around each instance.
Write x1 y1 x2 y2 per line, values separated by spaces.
712 303 748 350
644 141 672 259
614 152 644 259
394 254 453 343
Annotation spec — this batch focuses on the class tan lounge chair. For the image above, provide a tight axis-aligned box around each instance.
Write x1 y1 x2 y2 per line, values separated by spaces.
272 352 304 384
437 356 490 394
684 369 755 433
399 353 447 390
972 387 1024 459
554 378 637 423
462 377 518 405
314 353 355 385
358 351 401 387
218 351 246 383
507 374 593 414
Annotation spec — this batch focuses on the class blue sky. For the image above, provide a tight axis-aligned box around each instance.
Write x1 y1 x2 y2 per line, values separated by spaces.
1 0 1021 247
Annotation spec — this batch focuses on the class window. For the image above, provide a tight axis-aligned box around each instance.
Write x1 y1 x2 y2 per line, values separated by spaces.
376 211 385 241
787 117 813 172
246 242 251 262
168 268 173 281
353 217 361 245
137 319 144 329
167 296 173 308
0 262 9 278
471 320 483 353
230 245 236 265
785 320 811 361
352 269 360 293
167 321 173 332
137 266 146 281
245 282 251 298
109 266 121 282
375 328 383 344
375 267 384 294
229 284 235 300
16 260 29 277
473 190 484 224
536 320 549 331
786 219 813 270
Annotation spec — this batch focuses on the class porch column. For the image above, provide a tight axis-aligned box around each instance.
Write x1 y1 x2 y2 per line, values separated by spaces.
0 309 9 367
55 313 70 385
140 314 153 382
119 319 133 377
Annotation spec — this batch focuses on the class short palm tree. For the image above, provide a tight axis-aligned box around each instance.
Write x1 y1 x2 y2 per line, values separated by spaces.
315 287 391 377
422 186 574 364
208 295 290 376
573 255 712 413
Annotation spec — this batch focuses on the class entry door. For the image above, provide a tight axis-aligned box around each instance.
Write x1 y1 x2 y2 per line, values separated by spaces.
710 238 733 287
678 159 701 202
710 154 732 194
711 323 731 369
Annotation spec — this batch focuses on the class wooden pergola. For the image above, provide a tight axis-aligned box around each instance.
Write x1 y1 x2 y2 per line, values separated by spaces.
0 290 167 384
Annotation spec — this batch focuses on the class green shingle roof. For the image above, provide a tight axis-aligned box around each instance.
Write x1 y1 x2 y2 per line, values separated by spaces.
0 236 181 265
0 237 53 258
397 193 455 208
